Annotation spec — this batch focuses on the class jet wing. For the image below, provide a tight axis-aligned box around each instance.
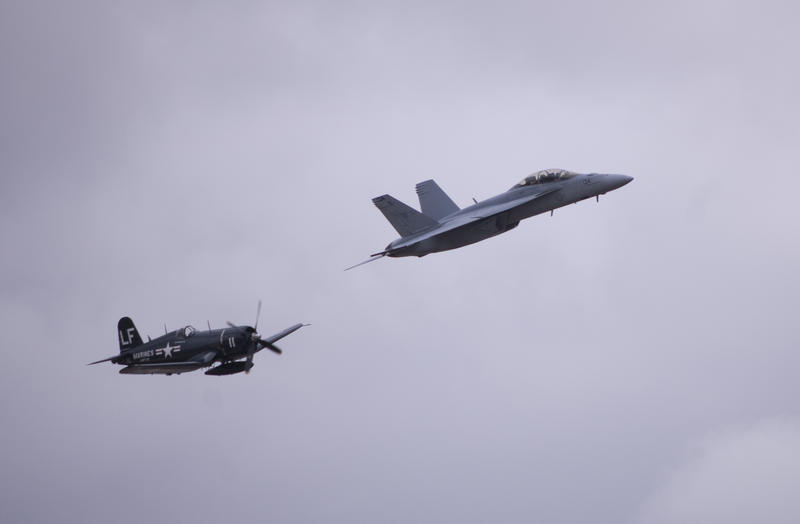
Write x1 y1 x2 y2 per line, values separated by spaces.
262 323 308 345
395 186 561 247
463 186 561 221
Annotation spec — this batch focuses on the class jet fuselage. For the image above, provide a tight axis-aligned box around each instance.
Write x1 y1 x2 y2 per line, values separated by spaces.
386 173 632 257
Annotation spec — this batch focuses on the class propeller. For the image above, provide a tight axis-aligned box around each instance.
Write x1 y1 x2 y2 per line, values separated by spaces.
225 301 282 374
259 340 283 355
249 299 282 353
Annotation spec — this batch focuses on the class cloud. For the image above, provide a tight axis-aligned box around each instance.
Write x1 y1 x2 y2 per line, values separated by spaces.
637 419 800 524
2 1 800 523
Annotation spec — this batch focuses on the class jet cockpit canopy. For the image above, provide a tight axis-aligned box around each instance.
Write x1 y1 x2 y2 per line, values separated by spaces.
511 169 577 189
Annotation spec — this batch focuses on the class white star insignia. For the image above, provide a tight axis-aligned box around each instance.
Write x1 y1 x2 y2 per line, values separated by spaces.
162 342 175 358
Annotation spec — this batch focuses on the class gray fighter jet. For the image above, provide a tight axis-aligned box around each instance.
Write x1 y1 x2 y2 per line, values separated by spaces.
348 169 632 269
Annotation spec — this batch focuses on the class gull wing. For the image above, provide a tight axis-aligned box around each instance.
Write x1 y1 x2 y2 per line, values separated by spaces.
118 351 217 375
119 362 208 374
262 323 308 345
88 355 119 365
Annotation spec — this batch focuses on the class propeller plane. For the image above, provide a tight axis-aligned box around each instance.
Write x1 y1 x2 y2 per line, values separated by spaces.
89 302 308 376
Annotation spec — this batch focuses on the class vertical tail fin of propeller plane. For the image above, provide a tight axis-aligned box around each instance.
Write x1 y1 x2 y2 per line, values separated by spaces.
415 179 459 220
117 317 143 352
372 195 438 237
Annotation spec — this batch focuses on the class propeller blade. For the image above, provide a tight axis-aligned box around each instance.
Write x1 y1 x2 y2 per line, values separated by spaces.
226 321 237 329
258 339 283 355
245 344 254 374
254 300 262 331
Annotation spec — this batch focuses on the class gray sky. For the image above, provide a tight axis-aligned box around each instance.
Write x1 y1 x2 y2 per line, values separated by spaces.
2 1 799 523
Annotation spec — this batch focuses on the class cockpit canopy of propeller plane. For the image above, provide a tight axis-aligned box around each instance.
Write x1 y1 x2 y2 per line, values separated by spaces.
511 168 577 189
173 325 196 338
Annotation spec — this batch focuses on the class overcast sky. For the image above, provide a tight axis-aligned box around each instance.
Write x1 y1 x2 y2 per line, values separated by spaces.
2 1 799 523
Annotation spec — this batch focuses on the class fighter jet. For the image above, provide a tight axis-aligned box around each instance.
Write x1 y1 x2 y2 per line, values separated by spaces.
348 169 632 269
88 302 308 375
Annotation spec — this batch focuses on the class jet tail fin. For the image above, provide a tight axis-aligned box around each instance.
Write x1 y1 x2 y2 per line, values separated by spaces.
372 195 437 237
416 180 459 220
117 317 143 352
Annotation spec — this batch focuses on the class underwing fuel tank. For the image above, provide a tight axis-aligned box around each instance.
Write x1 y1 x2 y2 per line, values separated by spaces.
205 361 253 376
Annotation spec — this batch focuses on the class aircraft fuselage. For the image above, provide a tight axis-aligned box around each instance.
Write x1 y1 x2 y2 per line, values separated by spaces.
387 173 632 257
112 326 260 374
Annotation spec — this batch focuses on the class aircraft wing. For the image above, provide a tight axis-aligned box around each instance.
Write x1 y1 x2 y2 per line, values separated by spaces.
119 362 208 374
262 323 308 345
118 351 217 375
396 186 561 247
464 186 561 221
88 355 119 365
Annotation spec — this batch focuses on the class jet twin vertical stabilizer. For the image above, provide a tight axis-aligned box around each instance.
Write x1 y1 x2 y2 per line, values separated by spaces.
415 180 459 220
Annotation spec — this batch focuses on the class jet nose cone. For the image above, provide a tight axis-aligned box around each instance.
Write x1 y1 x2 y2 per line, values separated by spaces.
609 174 633 190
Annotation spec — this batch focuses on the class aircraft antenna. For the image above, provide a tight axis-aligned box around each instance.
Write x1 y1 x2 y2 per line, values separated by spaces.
207 320 211 331
164 323 167 335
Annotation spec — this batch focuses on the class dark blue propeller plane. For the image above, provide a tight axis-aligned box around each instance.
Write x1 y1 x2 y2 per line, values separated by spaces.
89 302 308 376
